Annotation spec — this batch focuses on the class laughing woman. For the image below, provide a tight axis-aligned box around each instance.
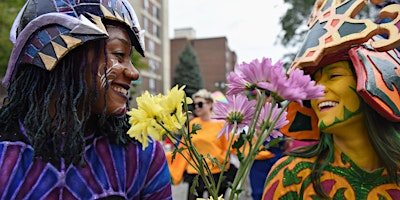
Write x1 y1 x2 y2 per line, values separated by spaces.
0 0 172 199
263 0 400 199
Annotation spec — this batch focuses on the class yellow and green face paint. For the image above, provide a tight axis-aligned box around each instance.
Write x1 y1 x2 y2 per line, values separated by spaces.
311 61 363 131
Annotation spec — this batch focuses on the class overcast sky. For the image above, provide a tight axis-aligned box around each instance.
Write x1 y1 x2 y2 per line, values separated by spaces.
168 0 291 64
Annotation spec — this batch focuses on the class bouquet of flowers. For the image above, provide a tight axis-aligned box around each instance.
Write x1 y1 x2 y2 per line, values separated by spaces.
126 57 324 200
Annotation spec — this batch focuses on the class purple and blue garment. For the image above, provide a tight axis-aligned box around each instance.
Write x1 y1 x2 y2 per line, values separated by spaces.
0 137 172 199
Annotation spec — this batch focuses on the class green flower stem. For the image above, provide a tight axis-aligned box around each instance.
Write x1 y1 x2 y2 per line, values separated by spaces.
228 94 266 200
171 113 207 175
244 90 265 153
182 130 218 196
157 123 201 173
158 116 219 198
229 132 266 200
229 96 290 200
253 101 288 156
171 113 220 198
181 95 222 198
164 133 200 173
173 131 219 197
216 121 238 195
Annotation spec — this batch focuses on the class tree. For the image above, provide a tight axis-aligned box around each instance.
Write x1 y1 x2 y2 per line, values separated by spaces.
0 0 26 77
129 50 150 97
173 44 204 101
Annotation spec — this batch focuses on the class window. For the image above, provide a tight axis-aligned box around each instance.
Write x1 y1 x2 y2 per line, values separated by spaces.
149 78 155 94
149 59 156 72
153 6 159 19
143 17 148 31
148 40 155 54
153 24 159 38
144 0 149 10
148 59 160 73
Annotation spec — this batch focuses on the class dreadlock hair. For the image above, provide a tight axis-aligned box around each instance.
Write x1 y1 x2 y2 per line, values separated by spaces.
287 101 400 199
0 39 134 168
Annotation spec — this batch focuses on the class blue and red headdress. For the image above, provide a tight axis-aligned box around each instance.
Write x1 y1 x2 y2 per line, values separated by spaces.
282 0 400 140
3 0 145 87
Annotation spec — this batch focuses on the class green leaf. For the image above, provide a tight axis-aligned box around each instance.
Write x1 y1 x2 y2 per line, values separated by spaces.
232 133 246 149
189 175 200 197
205 154 222 168
267 137 283 148
191 123 202 134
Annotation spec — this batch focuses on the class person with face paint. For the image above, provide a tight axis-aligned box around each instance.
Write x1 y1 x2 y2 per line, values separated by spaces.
0 0 172 199
263 0 400 199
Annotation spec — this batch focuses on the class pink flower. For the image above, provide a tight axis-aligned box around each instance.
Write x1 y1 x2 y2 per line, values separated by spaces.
287 68 325 100
213 94 256 139
226 71 249 95
256 66 325 105
261 68 324 105
225 57 324 105
226 58 285 96
257 102 289 141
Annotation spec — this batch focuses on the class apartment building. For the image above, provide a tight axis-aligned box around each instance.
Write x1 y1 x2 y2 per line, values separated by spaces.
127 1 236 96
170 28 237 92
128 0 170 95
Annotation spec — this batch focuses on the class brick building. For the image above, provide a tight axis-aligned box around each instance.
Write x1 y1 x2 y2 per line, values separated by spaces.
170 28 237 92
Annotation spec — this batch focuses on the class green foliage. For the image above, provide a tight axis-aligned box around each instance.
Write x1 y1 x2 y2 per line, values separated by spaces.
131 50 150 71
279 0 314 47
129 50 150 97
0 0 26 77
173 44 204 99
189 175 200 197
191 123 202 134
232 133 246 162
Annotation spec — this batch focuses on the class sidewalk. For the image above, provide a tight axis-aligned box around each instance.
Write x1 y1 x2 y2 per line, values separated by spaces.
171 181 253 200
171 182 188 200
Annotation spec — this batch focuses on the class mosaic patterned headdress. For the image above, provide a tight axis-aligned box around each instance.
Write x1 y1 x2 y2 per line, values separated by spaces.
282 0 400 140
3 0 145 87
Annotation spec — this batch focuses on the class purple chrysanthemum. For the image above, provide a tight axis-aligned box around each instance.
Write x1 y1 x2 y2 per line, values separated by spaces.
286 68 325 100
225 71 249 95
257 102 289 141
257 65 325 105
213 94 256 139
262 68 324 105
225 58 285 96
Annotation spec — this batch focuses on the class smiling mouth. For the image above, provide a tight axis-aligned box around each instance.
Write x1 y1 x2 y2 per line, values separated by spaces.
111 85 129 96
318 101 338 111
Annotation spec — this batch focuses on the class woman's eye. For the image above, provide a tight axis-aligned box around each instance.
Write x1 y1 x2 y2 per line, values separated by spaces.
329 74 341 79
114 52 125 58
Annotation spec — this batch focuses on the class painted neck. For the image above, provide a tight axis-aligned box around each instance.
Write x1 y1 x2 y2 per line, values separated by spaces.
332 119 381 171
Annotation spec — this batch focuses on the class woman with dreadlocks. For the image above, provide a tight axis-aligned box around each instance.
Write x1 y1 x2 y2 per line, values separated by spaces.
263 0 400 199
0 0 172 199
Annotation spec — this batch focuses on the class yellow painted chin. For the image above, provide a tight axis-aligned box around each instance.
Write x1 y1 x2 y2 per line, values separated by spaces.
316 106 343 127
318 111 364 132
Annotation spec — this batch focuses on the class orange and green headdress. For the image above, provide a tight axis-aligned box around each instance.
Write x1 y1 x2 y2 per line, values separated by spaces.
282 0 400 140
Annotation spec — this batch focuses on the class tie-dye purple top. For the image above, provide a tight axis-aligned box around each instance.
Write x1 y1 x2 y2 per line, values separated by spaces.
0 137 172 200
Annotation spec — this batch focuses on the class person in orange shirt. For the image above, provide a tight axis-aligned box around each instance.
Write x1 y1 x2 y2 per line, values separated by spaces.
167 89 237 199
